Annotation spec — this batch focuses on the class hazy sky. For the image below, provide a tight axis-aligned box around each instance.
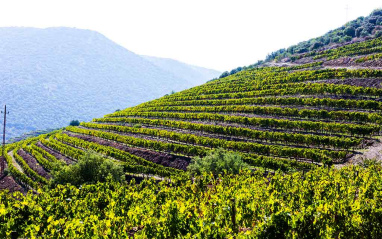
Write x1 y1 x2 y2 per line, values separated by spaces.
0 0 381 71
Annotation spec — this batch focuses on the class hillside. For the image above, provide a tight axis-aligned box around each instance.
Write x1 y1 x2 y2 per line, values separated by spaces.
218 9 382 79
267 8 382 62
0 27 220 140
3 36 382 188
2 12 382 237
142 55 220 85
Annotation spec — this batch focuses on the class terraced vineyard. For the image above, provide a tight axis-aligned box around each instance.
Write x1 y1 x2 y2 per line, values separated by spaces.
2 48 382 192
1 10 382 237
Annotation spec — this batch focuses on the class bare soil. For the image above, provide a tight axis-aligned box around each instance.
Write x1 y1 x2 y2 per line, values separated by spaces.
64 132 191 170
18 149 51 179
322 78 382 89
36 141 75 165
344 138 382 167
0 175 26 194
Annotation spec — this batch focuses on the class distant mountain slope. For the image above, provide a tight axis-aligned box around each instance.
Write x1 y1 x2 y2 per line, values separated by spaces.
0 27 220 140
142 55 220 86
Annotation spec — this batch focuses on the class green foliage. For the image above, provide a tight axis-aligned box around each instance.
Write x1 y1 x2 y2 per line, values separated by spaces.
187 148 249 176
51 151 125 186
264 9 381 62
69 120 80 126
342 35 353 42
357 157 381 168
133 123 142 128
343 26 355 37
2 168 9 177
309 41 323 50
3 166 382 237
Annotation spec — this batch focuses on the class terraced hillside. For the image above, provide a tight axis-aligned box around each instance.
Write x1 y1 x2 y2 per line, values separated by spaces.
2 35 382 192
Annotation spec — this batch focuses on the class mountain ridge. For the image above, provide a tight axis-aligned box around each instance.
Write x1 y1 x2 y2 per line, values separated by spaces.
0 27 220 140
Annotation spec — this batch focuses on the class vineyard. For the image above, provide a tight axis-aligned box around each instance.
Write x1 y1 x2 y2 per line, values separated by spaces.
2 166 382 238
0 61 382 190
1 18 382 237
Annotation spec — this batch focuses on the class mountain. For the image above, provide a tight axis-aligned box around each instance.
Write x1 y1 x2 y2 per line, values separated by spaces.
141 55 220 86
0 27 220 140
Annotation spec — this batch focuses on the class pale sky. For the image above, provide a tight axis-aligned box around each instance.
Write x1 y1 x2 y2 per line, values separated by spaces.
0 0 380 71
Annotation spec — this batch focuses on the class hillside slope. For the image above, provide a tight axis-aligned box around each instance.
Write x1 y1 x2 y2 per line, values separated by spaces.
2 11 382 238
3 34 382 193
0 27 220 140
142 55 221 86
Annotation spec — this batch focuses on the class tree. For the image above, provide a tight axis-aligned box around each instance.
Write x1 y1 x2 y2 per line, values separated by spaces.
187 148 249 176
51 152 125 186
69 120 80 126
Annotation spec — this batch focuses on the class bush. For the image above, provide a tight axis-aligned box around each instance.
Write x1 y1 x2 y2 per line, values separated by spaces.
358 157 381 168
360 29 370 37
343 26 355 37
51 152 125 186
343 36 352 42
187 148 249 176
3 168 9 177
371 9 382 17
331 36 340 43
219 71 229 79
69 120 80 126
377 17 382 25
375 31 382 38
355 27 364 37
310 42 323 51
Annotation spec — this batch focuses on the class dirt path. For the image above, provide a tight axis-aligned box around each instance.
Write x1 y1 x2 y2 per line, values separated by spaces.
337 137 382 168
265 60 382 70
8 150 24 173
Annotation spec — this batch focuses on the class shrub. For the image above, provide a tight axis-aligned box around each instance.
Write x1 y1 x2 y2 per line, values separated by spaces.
371 9 382 17
69 120 80 126
343 26 355 37
355 27 364 37
219 71 229 79
51 152 125 186
343 36 352 42
3 168 9 177
360 29 370 37
187 148 249 176
377 17 382 25
310 42 323 50
375 31 382 38
331 36 340 43
358 157 381 168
